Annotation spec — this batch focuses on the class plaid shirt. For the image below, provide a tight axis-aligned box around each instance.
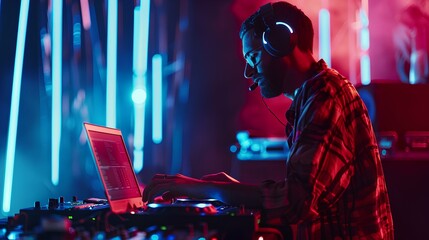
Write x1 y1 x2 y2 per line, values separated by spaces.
260 60 394 239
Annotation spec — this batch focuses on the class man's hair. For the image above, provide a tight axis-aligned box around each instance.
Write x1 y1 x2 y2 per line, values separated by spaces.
239 1 314 53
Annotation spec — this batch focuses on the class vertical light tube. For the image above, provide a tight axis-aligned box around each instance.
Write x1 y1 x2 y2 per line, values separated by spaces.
137 1 150 74
106 0 118 127
132 0 150 172
359 5 371 85
51 0 63 186
347 0 357 85
133 8 144 173
79 0 91 30
132 6 146 172
360 55 371 85
2 0 30 213
319 8 331 66
152 54 163 144
360 28 370 51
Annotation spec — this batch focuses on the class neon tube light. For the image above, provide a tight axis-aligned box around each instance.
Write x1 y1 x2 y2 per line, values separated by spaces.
106 0 118 127
3 0 30 213
132 0 151 172
359 7 371 85
51 0 63 186
133 7 144 172
319 8 331 66
152 54 163 144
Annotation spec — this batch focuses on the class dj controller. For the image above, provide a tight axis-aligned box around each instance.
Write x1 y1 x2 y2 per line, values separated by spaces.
0 196 280 240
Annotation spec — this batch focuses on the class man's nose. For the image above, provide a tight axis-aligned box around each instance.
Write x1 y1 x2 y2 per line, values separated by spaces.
243 63 255 79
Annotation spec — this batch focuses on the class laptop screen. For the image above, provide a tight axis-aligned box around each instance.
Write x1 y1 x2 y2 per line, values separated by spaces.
84 122 144 213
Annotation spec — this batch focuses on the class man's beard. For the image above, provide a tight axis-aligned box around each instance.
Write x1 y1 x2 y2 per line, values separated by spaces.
260 60 287 98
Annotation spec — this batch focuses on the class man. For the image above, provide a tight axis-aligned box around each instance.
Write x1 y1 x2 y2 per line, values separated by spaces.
143 2 394 239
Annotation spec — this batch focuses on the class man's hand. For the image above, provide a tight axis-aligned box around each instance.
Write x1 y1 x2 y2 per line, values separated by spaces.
200 172 240 183
142 173 202 203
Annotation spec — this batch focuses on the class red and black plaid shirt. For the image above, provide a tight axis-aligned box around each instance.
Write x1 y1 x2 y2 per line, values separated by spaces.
260 60 394 239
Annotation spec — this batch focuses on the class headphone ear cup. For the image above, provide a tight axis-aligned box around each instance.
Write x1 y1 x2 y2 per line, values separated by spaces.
263 23 297 57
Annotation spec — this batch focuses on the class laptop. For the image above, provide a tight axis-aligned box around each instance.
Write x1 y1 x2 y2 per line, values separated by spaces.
84 122 220 214
84 122 144 214
83 122 260 237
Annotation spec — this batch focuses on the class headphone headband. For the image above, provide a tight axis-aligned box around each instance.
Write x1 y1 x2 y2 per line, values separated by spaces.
259 3 276 27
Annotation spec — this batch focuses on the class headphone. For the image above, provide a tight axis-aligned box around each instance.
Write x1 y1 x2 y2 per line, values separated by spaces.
258 3 297 57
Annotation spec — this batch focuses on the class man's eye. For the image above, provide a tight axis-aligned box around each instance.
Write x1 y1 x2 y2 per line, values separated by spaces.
250 55 257 65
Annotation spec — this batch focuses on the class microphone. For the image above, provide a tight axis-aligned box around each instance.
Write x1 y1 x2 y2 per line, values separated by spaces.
248 82 258 91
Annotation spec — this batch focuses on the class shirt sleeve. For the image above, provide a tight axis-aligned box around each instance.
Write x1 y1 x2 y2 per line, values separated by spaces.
261 88 356 224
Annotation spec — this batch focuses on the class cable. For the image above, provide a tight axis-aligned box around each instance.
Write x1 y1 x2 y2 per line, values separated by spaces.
261 96 286 127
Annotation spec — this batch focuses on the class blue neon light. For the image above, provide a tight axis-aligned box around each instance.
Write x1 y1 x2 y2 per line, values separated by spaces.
359 8 371 85
132 1 151 173
150 234 160 240
361 55 371 85
106 0 118 128
152 54 163 144
132 88 147 104
360 28 370 51
51 0 63 186
133 8 140 72
133 8 144 172
359 8 369 27
131 86 146 172
135 1 150 74
319 8 331 66
359 9 370 51
3 0 30 213
133 148 144 172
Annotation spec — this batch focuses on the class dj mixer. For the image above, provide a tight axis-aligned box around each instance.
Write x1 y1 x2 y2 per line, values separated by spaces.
0 196 280 240
2 196 110 237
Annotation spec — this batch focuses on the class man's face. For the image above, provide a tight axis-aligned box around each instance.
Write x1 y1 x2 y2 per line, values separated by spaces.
242 29 288 98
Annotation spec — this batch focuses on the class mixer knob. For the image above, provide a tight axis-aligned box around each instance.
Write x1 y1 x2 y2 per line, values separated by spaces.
34 201 41 209
48 198 59 209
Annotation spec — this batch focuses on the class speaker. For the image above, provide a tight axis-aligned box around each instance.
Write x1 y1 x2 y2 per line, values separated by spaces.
258 3 297 57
